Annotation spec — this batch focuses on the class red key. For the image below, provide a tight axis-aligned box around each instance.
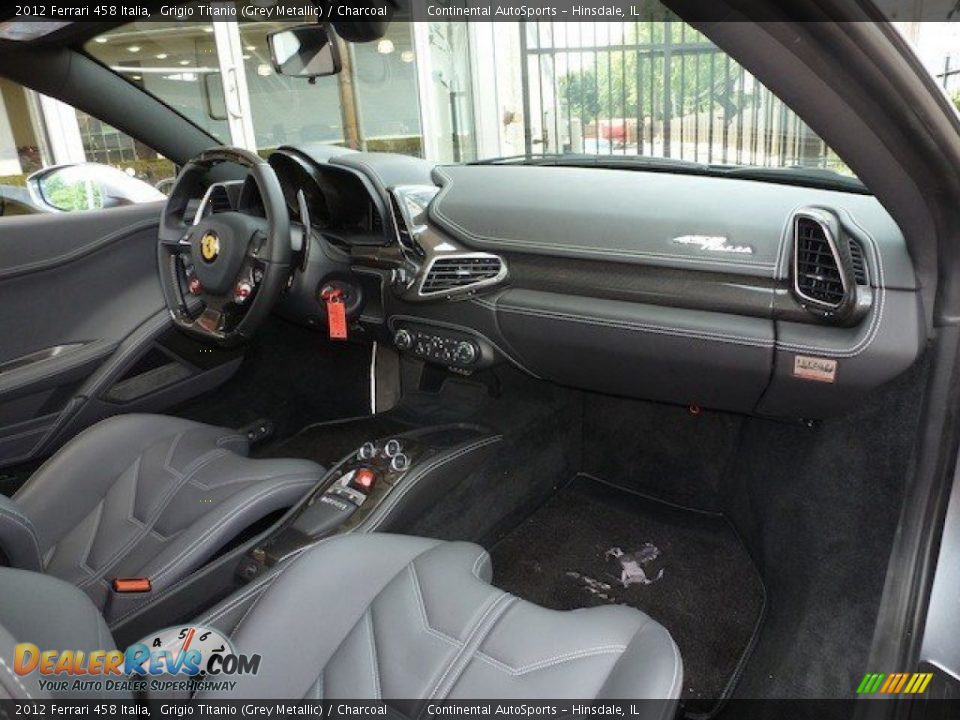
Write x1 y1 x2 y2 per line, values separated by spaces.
322 287 348 341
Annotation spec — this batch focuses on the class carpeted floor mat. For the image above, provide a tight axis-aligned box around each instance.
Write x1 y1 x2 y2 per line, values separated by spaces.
490 474 765 716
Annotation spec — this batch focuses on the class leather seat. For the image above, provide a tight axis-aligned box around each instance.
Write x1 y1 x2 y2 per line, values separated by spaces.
0 534 683 705
0 413 321 614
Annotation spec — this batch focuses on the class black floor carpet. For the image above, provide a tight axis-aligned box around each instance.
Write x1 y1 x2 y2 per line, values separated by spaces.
490 474 764 714
173 316 371 445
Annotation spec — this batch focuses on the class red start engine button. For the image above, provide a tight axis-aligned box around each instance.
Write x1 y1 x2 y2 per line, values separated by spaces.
350 468 377 493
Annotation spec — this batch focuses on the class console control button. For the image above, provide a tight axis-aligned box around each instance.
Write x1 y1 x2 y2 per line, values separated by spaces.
384 439 402 457
357 442 376 460
455 341 478 365
394 329 413 351
349 467 378 493
393 326 481 367
390 453 410 472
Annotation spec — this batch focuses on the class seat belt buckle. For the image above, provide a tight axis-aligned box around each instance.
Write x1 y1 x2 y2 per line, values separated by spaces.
112 577 152 593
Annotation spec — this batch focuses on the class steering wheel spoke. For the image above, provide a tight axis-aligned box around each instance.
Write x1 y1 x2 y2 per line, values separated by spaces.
156 146 291 348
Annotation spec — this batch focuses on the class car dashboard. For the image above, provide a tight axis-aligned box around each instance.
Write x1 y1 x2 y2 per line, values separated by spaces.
252 144 924 419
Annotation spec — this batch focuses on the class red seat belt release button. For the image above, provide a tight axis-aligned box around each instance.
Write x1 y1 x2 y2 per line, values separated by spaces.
112 578 152 593
322 287 348 341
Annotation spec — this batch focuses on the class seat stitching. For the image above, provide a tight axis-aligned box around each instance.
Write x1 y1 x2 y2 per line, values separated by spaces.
427 594 515 703
473 645 627 676
111 538 327 627
471 550 489 580
230 536 341 635
0 656 32 699
0 507 42 564
77 439 244 588
149 479 313 586
74 496 106 578
366 609 382 700
189 469 321 492
161 431 188 478
407 563 461 647
197 576 276 626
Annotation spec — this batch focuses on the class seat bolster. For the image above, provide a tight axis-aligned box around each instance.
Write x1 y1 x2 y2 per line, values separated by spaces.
197 534 447 699
596 619 684 704
14 414 247 552
136 462 320 591
0 497 42 572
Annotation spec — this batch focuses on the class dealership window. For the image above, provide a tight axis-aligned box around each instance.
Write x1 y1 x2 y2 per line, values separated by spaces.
86 11 430 158
0 77 172 217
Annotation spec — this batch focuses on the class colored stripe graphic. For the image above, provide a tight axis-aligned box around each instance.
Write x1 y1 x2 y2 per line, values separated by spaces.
856 672 933 694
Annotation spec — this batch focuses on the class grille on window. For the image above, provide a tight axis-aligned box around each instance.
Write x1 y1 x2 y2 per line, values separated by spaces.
794 216 845 307
848 240 868 285
421 255 504 295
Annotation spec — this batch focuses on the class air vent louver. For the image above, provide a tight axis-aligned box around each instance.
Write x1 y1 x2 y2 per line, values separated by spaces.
421 255 504 295
208 186 232 213
794 216 845 307
848 241 868 285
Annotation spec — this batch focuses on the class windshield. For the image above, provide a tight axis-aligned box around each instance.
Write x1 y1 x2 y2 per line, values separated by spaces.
86 11 859 188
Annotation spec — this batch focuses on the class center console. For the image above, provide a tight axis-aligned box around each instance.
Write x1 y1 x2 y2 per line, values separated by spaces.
235 424 498 583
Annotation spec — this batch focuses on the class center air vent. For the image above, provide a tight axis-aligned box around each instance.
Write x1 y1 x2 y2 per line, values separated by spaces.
208 186 233 213
794 214 846 308
420 254 506 297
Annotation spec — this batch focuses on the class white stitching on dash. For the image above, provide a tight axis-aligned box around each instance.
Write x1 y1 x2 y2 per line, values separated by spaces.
775 210 886 358
495 304 774 348
473 645 627 676
430 167 776 272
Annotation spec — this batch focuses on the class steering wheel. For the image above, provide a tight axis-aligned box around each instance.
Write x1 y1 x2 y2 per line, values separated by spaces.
157 147 291 348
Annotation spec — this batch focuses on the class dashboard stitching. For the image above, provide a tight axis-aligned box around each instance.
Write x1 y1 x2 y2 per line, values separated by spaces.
430 167 778 274
494 304 775 348
0 218 160 280
775 211 885 358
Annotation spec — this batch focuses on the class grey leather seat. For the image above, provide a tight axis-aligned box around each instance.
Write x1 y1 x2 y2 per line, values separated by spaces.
0 534 683 705
0 413 321 613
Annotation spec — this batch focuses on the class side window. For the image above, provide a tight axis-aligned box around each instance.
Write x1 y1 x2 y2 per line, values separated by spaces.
0 77 174 217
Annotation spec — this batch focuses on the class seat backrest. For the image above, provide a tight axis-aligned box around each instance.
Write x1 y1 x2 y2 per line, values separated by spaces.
195 534 683 702
0 568 129 700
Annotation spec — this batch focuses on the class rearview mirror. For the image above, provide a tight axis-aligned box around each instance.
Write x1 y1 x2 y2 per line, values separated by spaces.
267 24 341 79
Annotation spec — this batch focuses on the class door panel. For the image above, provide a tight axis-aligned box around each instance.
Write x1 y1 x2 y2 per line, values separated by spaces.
0 203 241 468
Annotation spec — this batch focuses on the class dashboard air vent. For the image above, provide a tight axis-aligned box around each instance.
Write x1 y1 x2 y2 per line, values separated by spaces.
848 240 868 285
208 186 233 213
794 215 845 307
421 255 505 295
